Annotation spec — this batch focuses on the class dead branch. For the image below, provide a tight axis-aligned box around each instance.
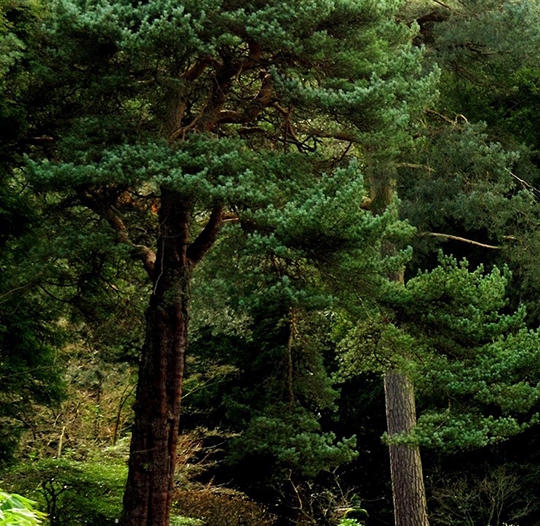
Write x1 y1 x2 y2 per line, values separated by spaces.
505 168 540 198
426 109 468 126
420 232 502 249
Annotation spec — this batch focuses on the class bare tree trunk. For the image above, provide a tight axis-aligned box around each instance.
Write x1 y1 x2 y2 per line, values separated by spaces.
120 190 193 526
384 371 429 526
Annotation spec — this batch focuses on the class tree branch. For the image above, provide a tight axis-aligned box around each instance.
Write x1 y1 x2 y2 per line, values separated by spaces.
426 109 469 126
432 0 453 9
79 191 156 277
505 168 540 198
303 128 360 143
214 71 275 127
419 232 502 249
187 205 224 265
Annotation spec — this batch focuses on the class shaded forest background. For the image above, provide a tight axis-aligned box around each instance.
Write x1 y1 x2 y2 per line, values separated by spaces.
3 0 540 525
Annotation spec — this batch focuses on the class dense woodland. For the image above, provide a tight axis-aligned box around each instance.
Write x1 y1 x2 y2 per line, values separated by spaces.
2 0 540 525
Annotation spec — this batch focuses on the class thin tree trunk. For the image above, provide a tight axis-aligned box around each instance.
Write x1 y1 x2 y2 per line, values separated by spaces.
369 167 430 526
384 371 429 526
120 190 192 526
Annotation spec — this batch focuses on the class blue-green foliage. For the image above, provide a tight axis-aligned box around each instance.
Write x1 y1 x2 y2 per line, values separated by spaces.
27 0 435 162
21 0 436 327
9 0 437 516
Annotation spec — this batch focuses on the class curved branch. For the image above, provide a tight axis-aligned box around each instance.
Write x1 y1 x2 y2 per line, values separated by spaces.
79 192 156 277
213 71 275 127
187 205 224 265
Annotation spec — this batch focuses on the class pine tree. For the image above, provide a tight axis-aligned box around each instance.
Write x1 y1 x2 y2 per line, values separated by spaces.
18 1 435 524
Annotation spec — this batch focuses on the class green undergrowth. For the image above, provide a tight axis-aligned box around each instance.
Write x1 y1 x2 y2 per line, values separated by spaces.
0 441 129 526
0 436 267 526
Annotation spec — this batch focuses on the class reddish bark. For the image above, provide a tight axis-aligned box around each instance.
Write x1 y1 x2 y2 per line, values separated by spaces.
120 189 222 526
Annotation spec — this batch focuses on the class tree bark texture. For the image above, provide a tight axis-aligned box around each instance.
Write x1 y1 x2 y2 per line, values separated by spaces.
384 371 430 526
120 189 193 526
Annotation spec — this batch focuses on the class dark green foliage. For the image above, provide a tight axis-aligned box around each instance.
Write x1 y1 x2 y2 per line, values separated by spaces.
187 303 357 479
0 188 67 465
422 0 540 151
0 296 65 463
228 404 357 479
186 259 365 522
0 0 43 166
398 0 540 323
397 117 540 323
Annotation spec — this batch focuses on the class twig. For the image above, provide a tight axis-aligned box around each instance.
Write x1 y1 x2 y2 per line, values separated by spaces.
426 109 468 126
432 0 453 10
505 168 540 198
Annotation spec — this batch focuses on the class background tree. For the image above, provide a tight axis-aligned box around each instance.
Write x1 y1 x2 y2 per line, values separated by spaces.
382 1 540 523
0 0 67 465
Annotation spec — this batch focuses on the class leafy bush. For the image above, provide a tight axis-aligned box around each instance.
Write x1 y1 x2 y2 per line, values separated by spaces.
338 520 361 526
169 516 204 526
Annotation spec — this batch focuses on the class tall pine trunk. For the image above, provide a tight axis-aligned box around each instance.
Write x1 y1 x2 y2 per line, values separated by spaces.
384 371 429 526
369 168 430 526
120 190 193 526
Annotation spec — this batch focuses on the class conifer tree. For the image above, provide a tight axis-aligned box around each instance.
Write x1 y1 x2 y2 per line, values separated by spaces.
18 1 435 524
400 0 540 322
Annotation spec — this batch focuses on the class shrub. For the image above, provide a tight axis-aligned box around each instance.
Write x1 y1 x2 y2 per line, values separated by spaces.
338 520 361 526
174 487 275 526
170 517 204 526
